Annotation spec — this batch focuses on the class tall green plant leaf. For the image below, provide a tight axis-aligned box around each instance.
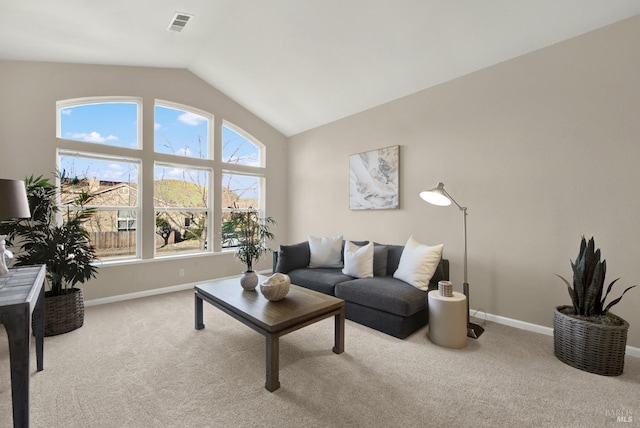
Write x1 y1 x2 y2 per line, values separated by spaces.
572 256 587 314
556 274 579 313
603 285 637 313
584 261 603 316
600 277 620 310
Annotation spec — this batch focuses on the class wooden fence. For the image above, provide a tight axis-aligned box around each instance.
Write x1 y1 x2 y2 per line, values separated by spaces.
90 231 137 250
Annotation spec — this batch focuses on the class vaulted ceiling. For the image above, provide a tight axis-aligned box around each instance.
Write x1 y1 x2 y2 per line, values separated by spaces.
2 1 639 136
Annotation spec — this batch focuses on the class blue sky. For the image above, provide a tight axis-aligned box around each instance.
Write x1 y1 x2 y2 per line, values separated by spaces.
60 102 138 149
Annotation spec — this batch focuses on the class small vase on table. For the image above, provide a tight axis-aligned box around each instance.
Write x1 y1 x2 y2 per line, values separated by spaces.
240 270 259 290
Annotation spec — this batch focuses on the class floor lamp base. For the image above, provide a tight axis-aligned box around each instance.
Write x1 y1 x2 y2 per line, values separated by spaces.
467 322 484 339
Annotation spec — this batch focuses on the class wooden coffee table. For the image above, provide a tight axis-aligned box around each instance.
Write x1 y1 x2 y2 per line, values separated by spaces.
194 275 345 392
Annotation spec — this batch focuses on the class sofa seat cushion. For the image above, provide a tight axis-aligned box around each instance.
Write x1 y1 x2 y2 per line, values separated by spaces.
288 268 353 295
335 277 427 317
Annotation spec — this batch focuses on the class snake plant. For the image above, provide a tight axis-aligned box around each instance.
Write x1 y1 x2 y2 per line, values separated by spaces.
556 236 636 317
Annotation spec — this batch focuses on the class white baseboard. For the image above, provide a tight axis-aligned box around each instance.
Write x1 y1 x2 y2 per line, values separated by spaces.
472 310 640 358
85 281 640 359
85 282 197 307
84 271 271 307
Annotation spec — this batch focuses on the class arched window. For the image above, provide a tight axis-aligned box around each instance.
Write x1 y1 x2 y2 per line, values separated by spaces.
56 97 267 259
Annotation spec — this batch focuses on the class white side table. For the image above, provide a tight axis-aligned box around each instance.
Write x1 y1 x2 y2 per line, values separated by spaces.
428 290 467 349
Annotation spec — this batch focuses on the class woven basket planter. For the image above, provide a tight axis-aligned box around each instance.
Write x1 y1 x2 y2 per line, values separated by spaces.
44 288 85 336
553 305 629 376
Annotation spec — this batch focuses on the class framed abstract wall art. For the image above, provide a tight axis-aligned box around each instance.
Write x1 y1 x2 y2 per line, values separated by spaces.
349 145 399 210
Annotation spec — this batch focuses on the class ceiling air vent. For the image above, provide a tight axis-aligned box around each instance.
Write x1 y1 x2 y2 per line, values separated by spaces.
168 12 193 32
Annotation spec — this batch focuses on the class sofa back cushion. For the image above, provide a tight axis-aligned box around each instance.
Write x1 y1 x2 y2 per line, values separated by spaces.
384 244 405 275
372 245 388 276
430 261 446 286
275 241 310 273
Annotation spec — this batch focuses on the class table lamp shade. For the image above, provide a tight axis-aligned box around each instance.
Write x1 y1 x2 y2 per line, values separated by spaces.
0 179 31 220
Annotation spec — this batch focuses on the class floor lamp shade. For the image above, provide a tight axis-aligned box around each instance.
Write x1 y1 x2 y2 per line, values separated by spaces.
0 179 31 220
419 182 452 207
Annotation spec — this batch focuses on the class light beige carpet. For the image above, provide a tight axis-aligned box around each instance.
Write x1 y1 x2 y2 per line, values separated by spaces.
1 289 638 428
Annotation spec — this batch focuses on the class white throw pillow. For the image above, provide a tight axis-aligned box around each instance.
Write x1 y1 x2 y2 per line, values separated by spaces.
342 241 374 278
308 235 344 268
393 236 444 290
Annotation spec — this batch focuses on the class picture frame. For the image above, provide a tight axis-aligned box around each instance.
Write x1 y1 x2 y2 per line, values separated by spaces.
349 145 399 210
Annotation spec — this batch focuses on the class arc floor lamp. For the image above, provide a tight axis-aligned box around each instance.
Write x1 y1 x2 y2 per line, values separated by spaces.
420 182 484 339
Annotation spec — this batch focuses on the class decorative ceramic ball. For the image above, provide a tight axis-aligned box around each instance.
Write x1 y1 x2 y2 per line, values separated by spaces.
260 273 291 301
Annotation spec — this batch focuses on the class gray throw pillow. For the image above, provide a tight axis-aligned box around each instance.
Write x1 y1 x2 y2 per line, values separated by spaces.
275 241 310 273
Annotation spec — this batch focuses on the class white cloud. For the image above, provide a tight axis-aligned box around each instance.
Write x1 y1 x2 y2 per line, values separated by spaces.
154 122 161 130
176 147 192 156
178 112 205 126
167 168 185 178
67 131 118 143
61 109 72 116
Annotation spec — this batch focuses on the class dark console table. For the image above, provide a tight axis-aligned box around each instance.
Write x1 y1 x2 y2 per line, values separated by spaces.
0 265 46 428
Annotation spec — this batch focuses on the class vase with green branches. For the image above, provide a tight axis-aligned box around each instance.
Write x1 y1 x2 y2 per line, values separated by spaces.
222 209 275 289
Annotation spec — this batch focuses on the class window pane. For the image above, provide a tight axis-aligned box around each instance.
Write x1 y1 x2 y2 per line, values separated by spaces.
154 166 209 209
58 154 140 260
84 210 137 259
59 102 139 149
155 211 208 255
221 174 261 250
154 164 209 257
220 211 239 249
222 125 261 166
222 173 260 209
155 105 209 159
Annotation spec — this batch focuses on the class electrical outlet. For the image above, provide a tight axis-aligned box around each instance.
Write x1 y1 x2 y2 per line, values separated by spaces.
179 268 185 277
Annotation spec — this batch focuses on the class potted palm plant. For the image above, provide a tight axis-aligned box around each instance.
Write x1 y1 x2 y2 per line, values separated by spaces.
555 236 636 375
0 174 98 336
222 209 275 290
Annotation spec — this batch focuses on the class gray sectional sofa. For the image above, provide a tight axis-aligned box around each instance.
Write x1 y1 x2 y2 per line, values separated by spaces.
272 240 449 339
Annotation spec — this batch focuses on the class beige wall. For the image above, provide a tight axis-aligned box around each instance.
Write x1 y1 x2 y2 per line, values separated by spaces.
288 16 640 347
0 61 288 300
